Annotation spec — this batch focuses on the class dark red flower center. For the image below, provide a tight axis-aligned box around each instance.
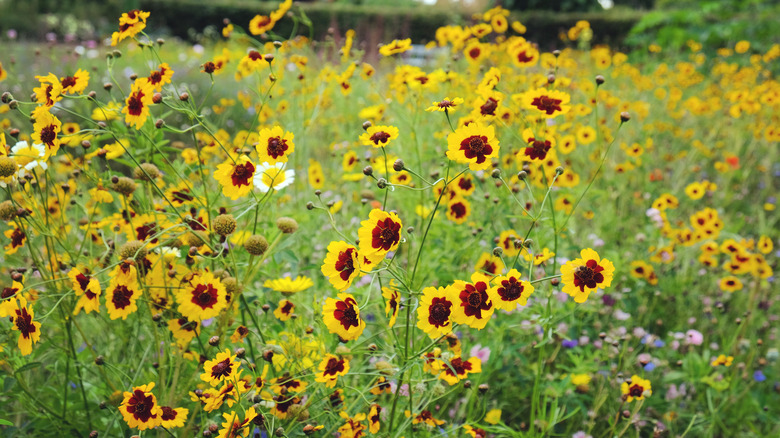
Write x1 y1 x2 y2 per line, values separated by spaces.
459 135 492 164
516 50 533 63
460 282 491 317
498 277 524 301
469 48 481 59
127 90 146 116
40 124 57 147
111 285 134 309
10 228 26 247
572 259 605 292
443 357 472 377
75 273 91 291
428 297 452 327
230 161 255 187
15 307 35 338
525 139 551 160
371 217 401 251
334 298 360 330
280 301 294 314
369 131 391 145
335 248 357 281
192 283 219 309
248 50 262 61
136 222 158 242
171 189 194 203
127 389 157 422
210 358 233 380
323 357 345 376
438 100 454 109
266 136 288 159
479 97 498 116
2 286 18 299
531 95 563 115
61 76 77 88
628 383 644 397
450 202 467 219
161 406 177 421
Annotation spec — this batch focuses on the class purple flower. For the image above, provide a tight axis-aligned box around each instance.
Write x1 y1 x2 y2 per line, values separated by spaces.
602 294 615 306
562 339 578 348
644 362 656 372
753 370 766 382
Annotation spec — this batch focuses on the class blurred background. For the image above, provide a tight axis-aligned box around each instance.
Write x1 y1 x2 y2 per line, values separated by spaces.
0 0 777 53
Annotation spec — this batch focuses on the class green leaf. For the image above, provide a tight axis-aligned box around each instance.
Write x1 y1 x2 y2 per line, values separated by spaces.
0 418 13 426
14 362 42 374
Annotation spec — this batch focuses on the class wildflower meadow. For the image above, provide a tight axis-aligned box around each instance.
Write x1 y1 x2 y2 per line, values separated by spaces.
0 1 778 437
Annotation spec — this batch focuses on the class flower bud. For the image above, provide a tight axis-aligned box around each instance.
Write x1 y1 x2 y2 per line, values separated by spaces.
377 178 387 189
244 234 269 255
393 159 405 172
363 166 373 176
179 92 189 101
595 75 605 85
362 121 372 130
491 168 501 179
620 111 631 122
277 217 299 234
208 336 220 346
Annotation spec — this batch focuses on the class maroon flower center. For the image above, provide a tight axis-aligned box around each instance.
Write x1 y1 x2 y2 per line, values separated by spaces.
427 297 452 327
280 301 294 314
498 278 524 301
459 135 492 164
369 131 391 145
479 97 498 116
335 248 357 281
323 358 345 376
371 218 401 251
61 76 77 88
450 202 467 219
192 283 219 309
210 358 233 380
171 189 194 203
111 285 134 309
2 286 18 299
203 62 216 74
516 50 533 63
438 100 454 109
525 139 551 160
44 85 55 105
248 50 262 61
178 318 197 332
334 298 359 329
127 91 146 116
161 406 177 421
136 222 158 242
11 228 26 247
266 136 288 159
628 384 644 397
40 124 57 147
149 69 163 85
443 357 472 377
15 307 35 338
460 283 491 317
572 259 605 292
457 178 472 191
531 95 563 115
469 48 481 59
75 273 91 291
127 390 157 422
230 161 255 187
480 261 498 274
388 293 398 314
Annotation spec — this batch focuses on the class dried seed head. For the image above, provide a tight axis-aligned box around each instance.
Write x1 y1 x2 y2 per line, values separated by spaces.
133 163 161 181
0 156 17 177
118 240 147 261
212 214 237 236
112 177 137 196
244 234 269 256
276 217 299 234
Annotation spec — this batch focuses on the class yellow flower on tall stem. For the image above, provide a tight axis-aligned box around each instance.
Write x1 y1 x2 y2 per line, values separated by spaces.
621 375 652 402
122 79 154 129
11 296 41 356
256 126 295 163
359 125 399 148
177 271 227 321
213 155 256 200
31 106 62 159
118 382 163 430
417 286 457 339
560 248 615 303
446 122 499 171
69 266 102 315
146 63 174 91
218 406 258 437
438 356 482 385
357 209 402 257
314 354 350 388
521 88 571 118
489 269 534 310
321 241 361 291
33 73 63 107
105 276 142 320
59 69 90 94
450 273 494 329
111 10 151 46
201 349 240 386
322 293 365 341
159 406 188 428
379 38 412 56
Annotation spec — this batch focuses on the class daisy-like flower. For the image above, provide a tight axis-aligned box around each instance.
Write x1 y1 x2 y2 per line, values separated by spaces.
214 155 256 200
719 275 743 292
405 409 446 426
105 276 141 320
146 63 174 91
274 299 295 321
315 354 350 388
253 161 294 193
359 125 399 148
370 376 392 395
368 404 382 434
522 127 555 161
321 241 361 291
438 356 482 385
111 9 150 46
426 97 464 112
474 252 504 275
521 88 571 118
560 248 615 303
450 273 494 330
379 38 412 56
322 293 366 341
0 281 23 317
122 79 154 129
711 354 734 367
489 269 533 310
218 406 258 438
69 266 102 315
168 317 199 348
11 140 47 178
338 411 368 438
382 286 400 328
201 349 240 386
464 425 489 438
446 122 500 171
60 69 89 94
177 271 227 321
249 14 276 35
118 382 163 430
357 209 402 257
160 406 188 428
4 225 26 255
621 375 652 402
33 73 63 107
263 275 313 295
417 286 457 339
31 106 62 159
256 126 295 163
11 297 41 356
446 197 471 224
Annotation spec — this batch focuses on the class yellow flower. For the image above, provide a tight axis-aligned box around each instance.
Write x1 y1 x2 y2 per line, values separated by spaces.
416 286 456 339
711 354 734 367
11 297 41 356
160 406 188 428
256 125 295 163
33 73 63 107
438 356 482 385
560 248 615 303
176 271 228 321
105 274 142 320
426 97 464 112
146 63 174 92
379 38 412 56
213 155 256 200
60 69 90 94
111 9 150 46
314 354 350 388
621 375 652 402
446 197 471 224
273 299 295 321
122 79 154 130
321 241 361 291
489 269 533 310
31 106 62 159
322 293 366 341
359 125 399 148
264 276 313 295
446 122 499 171
201 349 240 386
450 273 494 330
118 382 163 430
521 88 571 118
357 209 403 257
382 286 400 328
484 408 502 425
719 275 743 292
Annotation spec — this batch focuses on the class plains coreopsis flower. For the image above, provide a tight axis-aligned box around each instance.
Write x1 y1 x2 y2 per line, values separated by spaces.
11 297 41 356
446 197 471 224
417 286 456 339
357 209 402 258
256 126 295 163
146 63 174 91
450 273 494 330
438 356 482 385
111 10 150 46
521 88 571 118
264 275 313 295
382 286 400 328
31 106 62 159
105 276 142 320
59 69 89 94
321 241 361 291
522 127 555 161
315 354 350 388
274 299 295 321
177 271 227 321
218 406 258 438
621 375 652 402
122 79 154 129
160 406 188 428
69 266 102 315
213 155 256 200
406 409 446 426
201 349 240 386
426 97 464 113
0 282 22 317
338 411 368 438
368 404 382 433
446 123 500 171
33 73 63 107
359 125 399 148
489 268 533 310
379 38 412 56
560 248 615 303
322 293 366 341
118 382 163 430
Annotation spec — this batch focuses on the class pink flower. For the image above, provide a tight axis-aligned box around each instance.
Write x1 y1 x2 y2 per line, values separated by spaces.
685 329 703 346
469 344 491 363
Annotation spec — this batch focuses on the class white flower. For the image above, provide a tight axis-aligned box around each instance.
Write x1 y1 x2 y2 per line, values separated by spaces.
11 141 47 178
254 162 295 193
